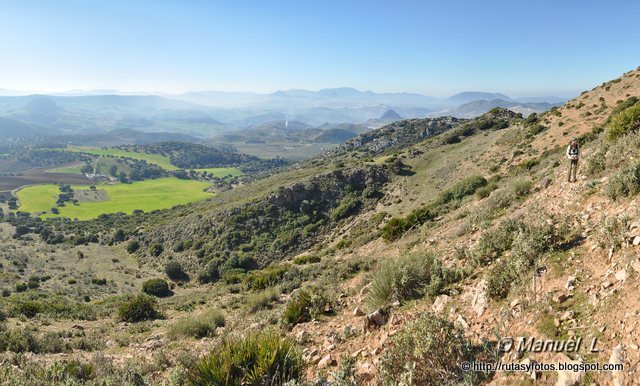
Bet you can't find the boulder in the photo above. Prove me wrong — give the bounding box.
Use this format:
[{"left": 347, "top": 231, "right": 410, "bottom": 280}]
[
  {"left": 432, "top": 294, "right": 450, "bottom": 313},
  {"left": 609, "top": 344, "right": 624, "bottom": 386},
  {"left": 363, "top": 307, "right": 391, "bottom": 331}
]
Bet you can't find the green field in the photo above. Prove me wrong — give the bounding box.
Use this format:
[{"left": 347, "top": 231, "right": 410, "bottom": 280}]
[
  {"left": 16, "top": 178, "right": 213, "bottom": 220},
  {"left": 195, "top": 167, "right": 243, "bottom": 178},
  {"left": 68, "top": 146, "right": 179, "bottom": 171}
]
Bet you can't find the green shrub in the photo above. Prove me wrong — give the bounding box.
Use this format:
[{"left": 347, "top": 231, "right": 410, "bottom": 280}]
[
  {"left": 330, "top": 194, "right": 362, "bottom": 221},
  {"left": 605, "top": 163, "right": 640, "bottom": 200},
  {"left": 586, "top": 148, "right": 607, "bottom": 176},
  {"left": 381, "top": 216, "right": 410, "bottom": 241},
  {"left": 117, "top": 295, "right": 161, "bottom": 322},
  {"left": 187, "top": 330, "right": 302, "bottom": 386},
  {"left": 380, "top": 313, "right": 473, "bottom": 385},
  {"left": 485, "top": 216, "right": 570, "bottom": 300},
  {"left": 244, "top": 265, "right": 288, "bottom": 290},
  {"left": 486, "top": 260, "right": 521, "bottom": 299},
  {"left": 148, "top": 243, "right": 163, "bottom": 257},
  {"left": 470, "top": 218, "right": 523, "bottom": 265},
  {"left": 293, "top": 254, "right": 321, "bottom": 265},
  {"left": 197, "top": 258, "right": 224, "bottom": 284},
  {"left": 222, "top": 268, "right": 246, "bottom": 284},
  {"left": 164, "top": 261, "right": 188, "bottom": 281},
  {"left": 126, "top": 240, "right": 140, "bottom": 253},
  {"left": 245, "top": 288, "right": 280, "bottom": 313},
  {"left": 607, "top": 101, "right": 640, "bottom": 141},
  {"left": 367, "top": 253, "right": 462, "bottom": 310},
  {"left": 595, "top": 216, "right": 628, "bottom": 252},
  {"left": 15, "top": 301, "right": 42, "bottom": 318},
  {"left": 15, "top": 282, "right": 28, "bottom": 292},
  {"left": 282, "top": 287, "right": 334, "bottom": 325},
  {"left": 167, "top": 309, "right": 225, "bottom": 340},
  {"left": 509, "top": 179, "right": 532, "bottom": 198},
  {"left": 142, "top": 278, "right": 171, "bottom": 297},
  {"left": 518, "top": 158, "right": 540, "bottom": 171},
  {"left": 436, "top": 175, "right": 487, "bottom": 205},
  {"left": 475, "top": 183, "right": 498, "bottom": 199},
  {"left": 27, "top": 279, "right": 40, "bottom": 289}
]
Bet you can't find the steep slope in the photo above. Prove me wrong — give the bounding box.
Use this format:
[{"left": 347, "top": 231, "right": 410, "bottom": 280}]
[
  {"left": 531, "top": 66, "right": 640, "bottom": 152},
  {"left": 3, "top": 68, "right": 640, "bottom": 385}
]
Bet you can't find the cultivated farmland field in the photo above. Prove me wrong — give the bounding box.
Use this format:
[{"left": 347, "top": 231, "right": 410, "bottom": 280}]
[
  {"left": 68, "top": 146, "right": 179, "bottom": 170},
  {"left": 16, "top": 177, "right": 213, "bottom": 220}
]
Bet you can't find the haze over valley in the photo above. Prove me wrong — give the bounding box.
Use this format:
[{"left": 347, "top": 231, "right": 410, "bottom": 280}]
[{"left": 1, "top": 1, "right": 640, "bottom": 385}]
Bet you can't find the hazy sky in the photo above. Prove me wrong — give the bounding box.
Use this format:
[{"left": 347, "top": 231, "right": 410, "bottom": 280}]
[{"left": 1, "top": 0, "right": 639, "bottom": 97}]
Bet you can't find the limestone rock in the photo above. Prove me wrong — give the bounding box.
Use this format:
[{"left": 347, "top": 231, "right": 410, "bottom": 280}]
[
  {"left": 565, "top": 275, "right": 576, "bottom": 290},
  {"left": 555, "top": 353, "right": 584, "bottom": 386},
  {"left": 353, "top": 306, "right": 364, "bottom": 316},
  {"left": 609, "top": 344, "right": 624, "bottom": 386},
  {"left": 318, "top": 354, "right": 336, "bottom": 369},
  {"left": 363, "top": 307, "right": 390, "bottom": 331},
  {"left": 615, "top": 269, "right": 627, "bottom": 282},
  {"left": 456, "top": 314, "right": 470, "bottom": 330},
  {"left": 432, "top": 294, "right": 450, "bottom": 314},
  {"left": 471, "top": 280, "right": 487, "bottom": 317}
]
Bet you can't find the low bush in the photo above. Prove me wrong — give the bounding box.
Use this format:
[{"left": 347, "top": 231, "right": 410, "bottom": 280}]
[
  {"left": 485, "top": 216, "right": 571, "bottom": 300},
  {"left": 165, "top": 261, "right": 188, "bottom": 281},
  {"left": 15, "top": 282, "right": 28, "bottom": 292},
  {"left": 380, "top": 313, "right": 473, "bottom": 385},
  {"left": 126, "top": 240, "right": 140, "bottom": 253},
  {"left": 586, "top": 148, "right": 607, "bottom": 176},
  {"left": 148, "top": 243, "right": 163, "bottom": 257},
  {"left": 245, "top": 288, "right": 280, "bottom": 313},
  {"left": 470, "top": 218, "right": 524, "bottom": 265},
  {"left": 142, "top": 278, "right": 171, "bottom": 297},
  {"left": 509, "top": 179, "right": 532, "bottom": 198},
  {"left": 605, "top": 163, "right": 640, "bottom": 200},
  {"left": 282, "top": 287, "right": 334, "bottom": 325},
  {"left": 117, "top": 295, "right": 161, "bottom": 322},
  {"left": 187, "top": 330, "right": 302, "bottom": 385},
  {"left": 595, "top": 216, "right": 629, "bottom": 252},
  {"left": 293, "top": 254, "right": 321, "bottom": 265},
  {"left": 220, "top": 268, "right": 245, "bottom": 284},
  {"left": 167, "top": 308, "right": 225, "bottom": 340},
  {"left": 16, "top": 301, "right": 42, "bottom": 318},
  {"left": 435, "top": 175, "right": 488, "bottom": 206},
  {"left": 367, "top": 253, "right": 462, "bottom": 310},
  {"left": 475, "top": 183, "right": 498, "bottom": 199},
  {"left": 244, "top": 265, "right": 289, "bottom": 290},
  {"left": 606, "top": 99, "right": 640, "bottom": 141}
]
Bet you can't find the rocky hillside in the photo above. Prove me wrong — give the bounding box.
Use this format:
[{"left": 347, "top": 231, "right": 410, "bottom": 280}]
[{"left": 1, "top": 67, "right": 640, "bottom": 385}]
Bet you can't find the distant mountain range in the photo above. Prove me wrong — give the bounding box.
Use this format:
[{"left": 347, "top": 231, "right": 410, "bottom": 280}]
[
  {"left": 0, "top": 88, "right": 567, "bottom": 139},
  {"left": 428, "top": 99, "right": 559, "bottom": 119}
]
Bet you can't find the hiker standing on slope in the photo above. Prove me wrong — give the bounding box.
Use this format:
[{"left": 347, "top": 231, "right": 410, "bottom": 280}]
[{"left": 566, "top": 139, "right": 580, "bottom": 182}]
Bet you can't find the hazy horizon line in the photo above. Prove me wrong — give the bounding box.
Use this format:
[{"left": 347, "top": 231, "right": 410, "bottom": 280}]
[{"left": 0, "top": 86, "right": 579, "bottom": 100}]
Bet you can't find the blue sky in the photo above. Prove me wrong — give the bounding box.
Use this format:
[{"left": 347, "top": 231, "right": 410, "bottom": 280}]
[{"left": 1, "top": 0, "right": 639, "bottom": 97}]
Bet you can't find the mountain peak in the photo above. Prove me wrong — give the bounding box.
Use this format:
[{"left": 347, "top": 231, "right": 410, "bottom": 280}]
[
  {"left": 446, "top": 91, "right": 512, "bottom": 105},
  {"left": 380, "top": 109, "right": 403, "bottom": 121}
]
